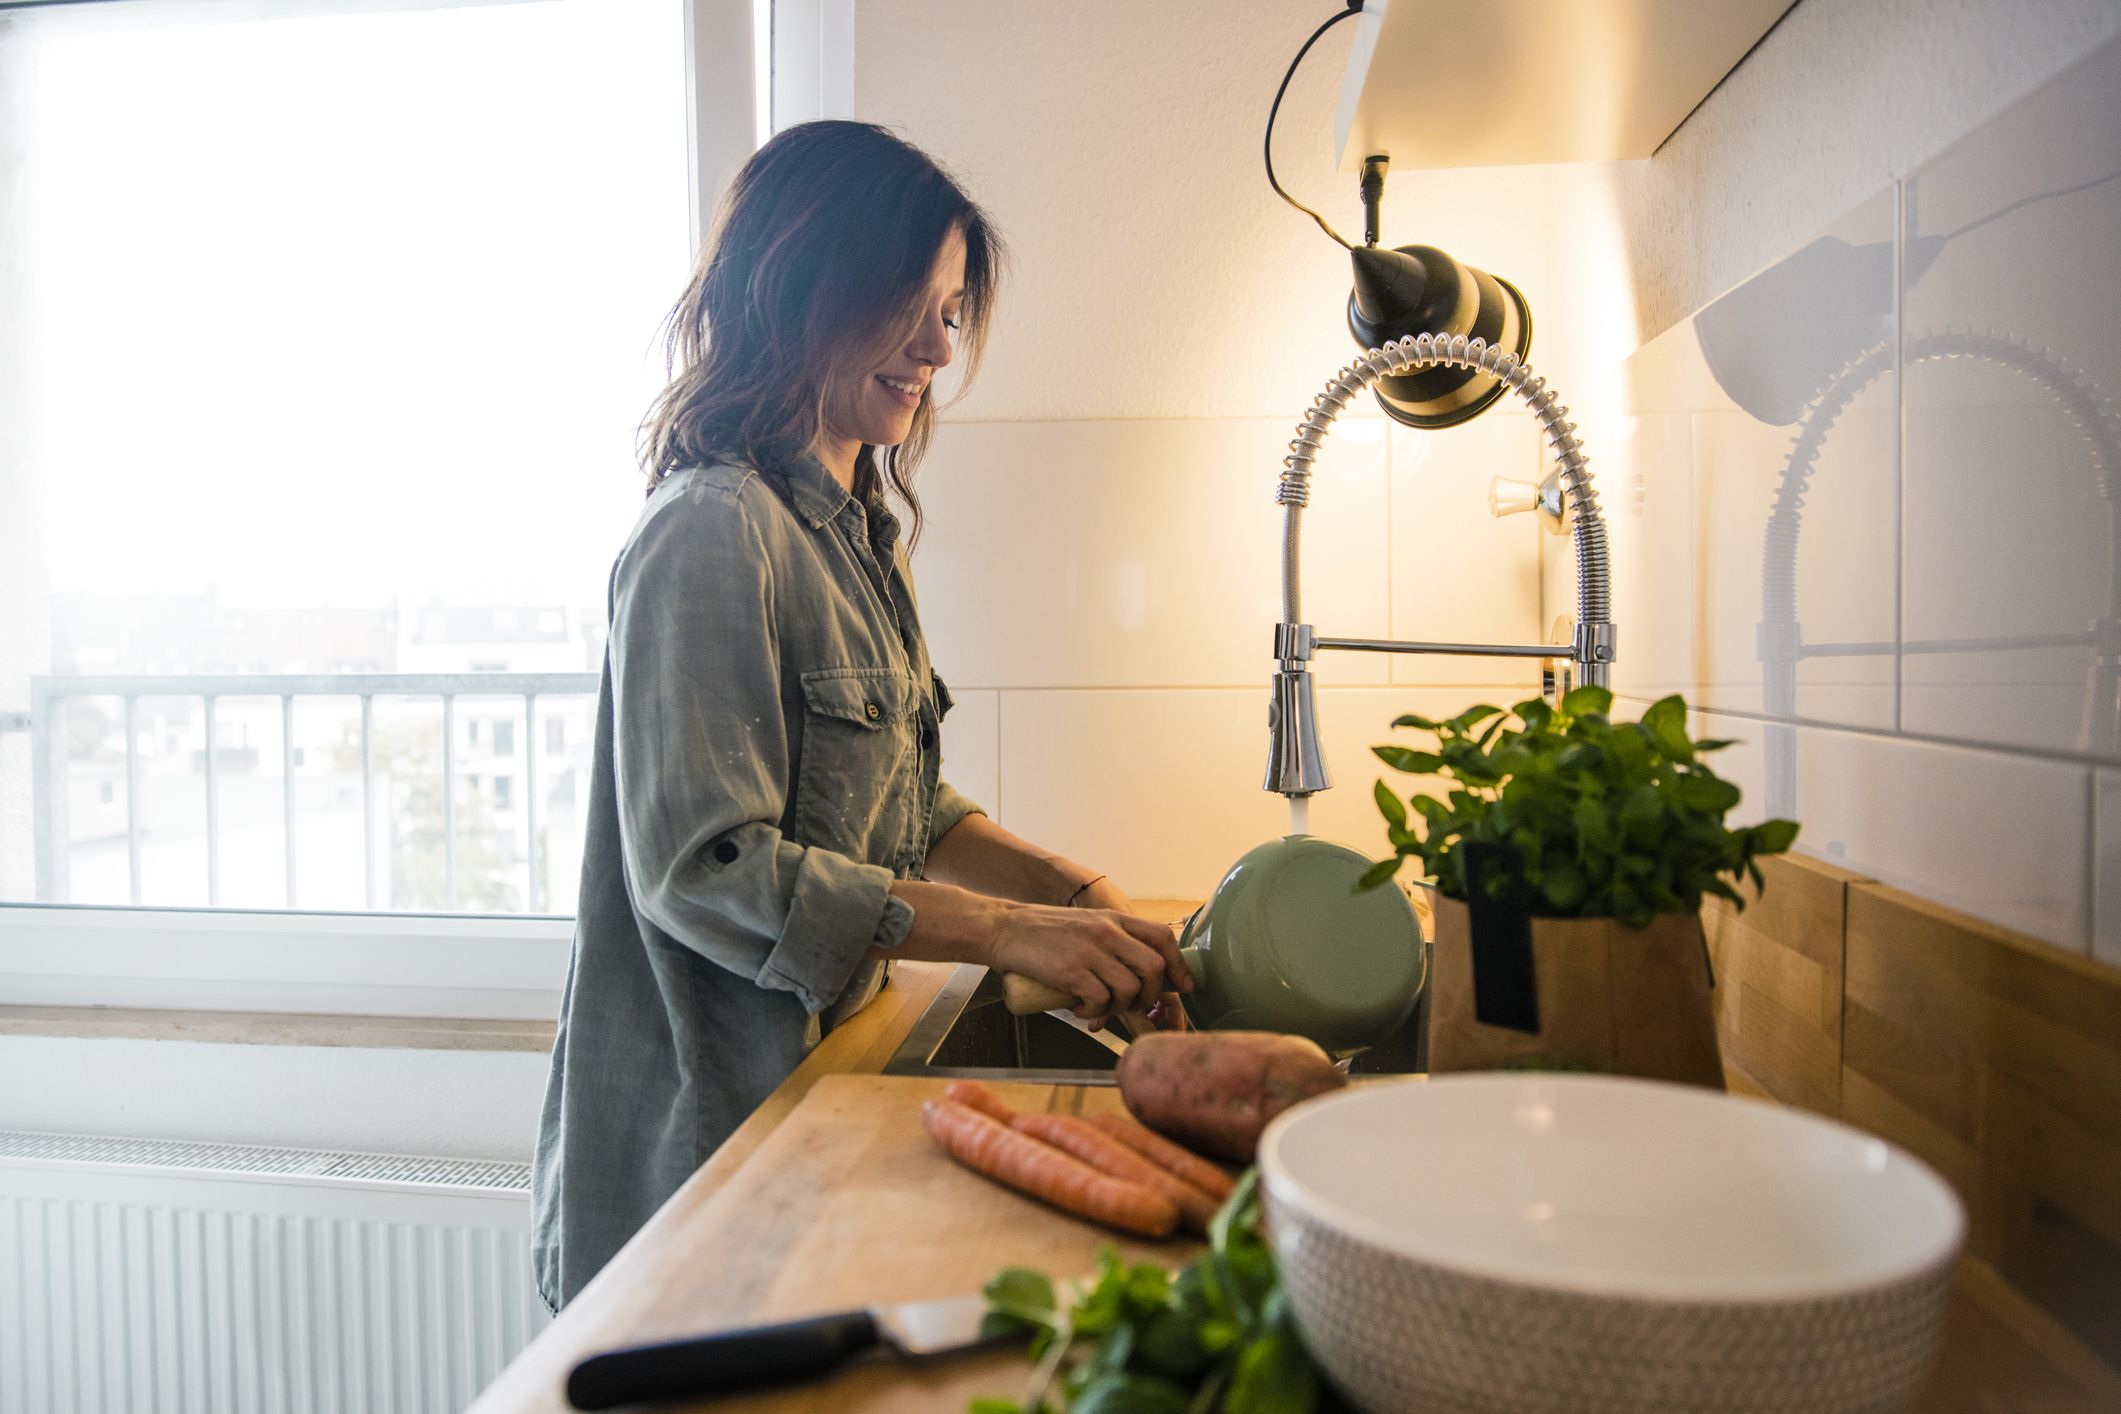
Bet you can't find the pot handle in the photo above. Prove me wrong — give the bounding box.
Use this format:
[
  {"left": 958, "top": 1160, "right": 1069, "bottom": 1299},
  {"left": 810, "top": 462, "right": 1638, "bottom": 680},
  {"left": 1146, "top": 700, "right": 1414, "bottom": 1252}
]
[{"left": 1000, "top": 973, "right": 1076, "bottom": 1016}]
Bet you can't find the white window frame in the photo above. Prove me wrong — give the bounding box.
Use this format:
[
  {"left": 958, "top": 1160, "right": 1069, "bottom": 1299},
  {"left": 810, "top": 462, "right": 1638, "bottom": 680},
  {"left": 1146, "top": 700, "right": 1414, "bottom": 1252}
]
[{"left": 0, "top": 0, "right": 765, "bottom": 1020}]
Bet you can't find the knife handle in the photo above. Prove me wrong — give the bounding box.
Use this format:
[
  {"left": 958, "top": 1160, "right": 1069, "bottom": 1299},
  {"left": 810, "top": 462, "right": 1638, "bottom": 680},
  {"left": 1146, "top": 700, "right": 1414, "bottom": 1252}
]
[{"left": 565, "top": 1309, "right": 881, "bottom": 1409}]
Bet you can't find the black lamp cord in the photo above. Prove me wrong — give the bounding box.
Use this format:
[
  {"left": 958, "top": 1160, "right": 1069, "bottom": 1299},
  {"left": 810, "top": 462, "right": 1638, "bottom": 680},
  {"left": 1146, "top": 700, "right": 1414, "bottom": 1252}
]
[{"left": 1264, "top": 2, "right": 1369, "bottom": 251}]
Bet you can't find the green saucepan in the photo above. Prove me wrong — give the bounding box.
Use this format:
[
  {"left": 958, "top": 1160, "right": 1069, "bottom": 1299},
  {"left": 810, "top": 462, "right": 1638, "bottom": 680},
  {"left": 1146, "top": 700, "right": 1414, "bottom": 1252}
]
[{"left": 1174, "top": 834, "right": 1426, "bottom": 1056}]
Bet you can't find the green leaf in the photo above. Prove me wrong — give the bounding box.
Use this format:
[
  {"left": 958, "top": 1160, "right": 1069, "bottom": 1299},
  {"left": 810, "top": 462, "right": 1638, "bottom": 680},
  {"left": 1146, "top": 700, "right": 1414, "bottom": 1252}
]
[
  {"left": 1561, "top": 684, "right": 1614, "bottom": 718},
  {"left": 982, "top": 1268, "right": 1056, "bottom": 1317},
  {"left": 1354, "top": 856, "right": 1402, "bottom": 892},
  {"left": 1541, "top": 861, "right": 1586, "bottom": 911},
  {"left": 1068, "top": 1371, "right": 1193, "bottom": 1414},
  {"left": 1390, "top": 712, "right": 1438, "bottom": 731},
  {"left": 1449, "top": 704, "right": 1505, "bottom": 733},
  {"left": 1372, "top": 779, "right": 1407, "bottom": 829},
  {"left": 1223, "top": 1329, "right": 1320, "bottom": 1414},
  {"left": 1750, "top": 819, "right": 1800, "bottom": 853},
  {"left": 980, "top": 1267, "right": 1059, "bottom": 1340},
  {"left": 1619, "top": 784, "right": 1663, "bottom": 835},
  {"left": 1123, "top": 1262, "right": 1169, "bottom": 1314},
  {"left": 1642, "top": 695, "right": 1694, "bottom": 760},
  {"left": 1131, "top": 1307, "right": 1213, "bottom": 1381},
  {"left": 1672, "top": 773, "right": 1742, "bottom": 813},
  {"left": 1371, "top": 745, "right": 1443, "bottom": 775}
]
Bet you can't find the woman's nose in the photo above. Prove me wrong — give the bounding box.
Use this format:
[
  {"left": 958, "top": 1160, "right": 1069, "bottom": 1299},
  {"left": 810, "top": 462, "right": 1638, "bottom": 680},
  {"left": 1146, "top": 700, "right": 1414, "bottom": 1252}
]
[{"left": 909, "top": 311, "right": 953, "bottom": 368}]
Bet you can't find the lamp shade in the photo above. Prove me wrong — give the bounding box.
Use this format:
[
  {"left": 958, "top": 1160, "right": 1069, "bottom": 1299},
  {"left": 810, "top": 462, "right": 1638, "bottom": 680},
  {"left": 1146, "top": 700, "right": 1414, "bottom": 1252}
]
[{"left": 1347, "top": 243, "right": 1532, "bottom": 428}]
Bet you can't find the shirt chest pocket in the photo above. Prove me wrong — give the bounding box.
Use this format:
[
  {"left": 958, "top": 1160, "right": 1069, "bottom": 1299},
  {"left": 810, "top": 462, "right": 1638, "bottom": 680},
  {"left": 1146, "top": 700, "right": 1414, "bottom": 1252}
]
[{"left": 792, "top": 667, "right": 919, "bottom": 859}]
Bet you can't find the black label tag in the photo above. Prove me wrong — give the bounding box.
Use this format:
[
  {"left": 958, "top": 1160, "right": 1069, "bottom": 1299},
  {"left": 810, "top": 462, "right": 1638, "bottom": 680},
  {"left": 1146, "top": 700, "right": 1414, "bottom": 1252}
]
[{"left": 1463, "top": 842, "right": 1541, "bottom": 1035}]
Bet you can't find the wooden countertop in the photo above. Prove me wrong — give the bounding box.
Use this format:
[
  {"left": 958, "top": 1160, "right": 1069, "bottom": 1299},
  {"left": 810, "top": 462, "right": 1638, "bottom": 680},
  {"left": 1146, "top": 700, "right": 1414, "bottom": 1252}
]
[{"left": 470, "top": 957, "right": 2121, "bottom": 1414}]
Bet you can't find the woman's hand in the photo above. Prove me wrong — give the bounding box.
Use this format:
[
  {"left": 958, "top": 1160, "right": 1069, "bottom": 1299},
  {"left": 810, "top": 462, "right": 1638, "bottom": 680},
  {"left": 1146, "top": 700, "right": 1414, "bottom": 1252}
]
[
  {"left": 1066, "top": 876, "right": 1191, "bottom": 1031},
  {"left": 990, "top": 902, "right": 1190, "bottom": 1021}
]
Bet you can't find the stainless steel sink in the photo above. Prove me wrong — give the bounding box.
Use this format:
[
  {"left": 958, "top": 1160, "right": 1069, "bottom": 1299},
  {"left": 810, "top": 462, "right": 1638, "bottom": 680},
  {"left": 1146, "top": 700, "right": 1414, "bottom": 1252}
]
[
  {"left": 882, "top": 964, "right": 1429, "bottom": 1084},
  {"left": 882, "top": 965, "right": 1127, "bottom": 1084}
]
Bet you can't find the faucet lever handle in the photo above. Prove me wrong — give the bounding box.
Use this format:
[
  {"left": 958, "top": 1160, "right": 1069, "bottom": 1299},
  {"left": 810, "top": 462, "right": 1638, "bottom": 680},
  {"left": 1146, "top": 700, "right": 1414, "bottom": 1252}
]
[
  {"left": 1487, "top": 471, "right": 1571, "bottom": 535},
  {"left": 1488, "top": 476, "right": 1539, "bottom": 519}
]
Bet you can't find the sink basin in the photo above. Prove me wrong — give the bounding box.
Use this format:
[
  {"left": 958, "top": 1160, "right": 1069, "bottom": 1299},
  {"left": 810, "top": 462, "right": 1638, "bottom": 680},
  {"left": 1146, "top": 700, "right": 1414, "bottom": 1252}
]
[
  {"left": 882, "top": 964, "right": 1429, "bottom": 1084},
  {"left": 882, "top": 965, "right": 1125, "bottom": 1083}
]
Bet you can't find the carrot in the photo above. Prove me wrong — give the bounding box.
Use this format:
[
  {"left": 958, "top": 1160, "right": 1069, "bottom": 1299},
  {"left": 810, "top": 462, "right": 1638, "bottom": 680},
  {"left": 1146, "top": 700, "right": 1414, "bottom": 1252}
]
[
  {"left": 920, "top": 1100, "right": 1179, "bottom": 1239},
  {"left": 1011, "top": 1112, "right": 1221, "bottom": 1235},
  {"left": 1082, "top": 1112, "right": 1237, "bottom": 1201},
  {"left": 943, "top": 1079, "right": 1019, "bottom": 1125}
]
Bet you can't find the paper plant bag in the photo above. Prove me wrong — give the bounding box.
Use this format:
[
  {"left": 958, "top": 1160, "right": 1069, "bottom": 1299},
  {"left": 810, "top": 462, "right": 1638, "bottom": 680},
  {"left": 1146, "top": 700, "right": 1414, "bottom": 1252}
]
[{"left": 1428, "top": 894, "right": 1725, "bottom": 1089}]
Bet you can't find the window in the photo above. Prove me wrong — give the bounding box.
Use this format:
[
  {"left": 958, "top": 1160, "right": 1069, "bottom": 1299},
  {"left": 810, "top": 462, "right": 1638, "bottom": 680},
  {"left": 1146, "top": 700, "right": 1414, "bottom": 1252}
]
[
  {"left": 2, "top": 0, "right": 692, "bottom": 917},
  {"left": 0, "top": 0, "right": 762, "bottom": 1015},
  {"left": 546, "top": 718, "right": 567, "bottom": 755}
]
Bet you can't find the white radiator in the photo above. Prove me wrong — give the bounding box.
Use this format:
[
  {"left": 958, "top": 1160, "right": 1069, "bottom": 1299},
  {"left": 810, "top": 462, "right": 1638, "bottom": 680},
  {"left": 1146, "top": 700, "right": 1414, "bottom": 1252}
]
[{"left": 0, "top": 1131, "right": 551, "bottom": 1414}]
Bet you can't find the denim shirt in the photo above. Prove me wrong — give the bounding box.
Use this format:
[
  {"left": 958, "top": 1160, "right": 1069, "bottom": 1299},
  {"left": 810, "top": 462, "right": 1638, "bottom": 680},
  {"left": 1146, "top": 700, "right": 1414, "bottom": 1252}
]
[{"left": 530, "top": 452, "right": 982, "bottom": 1310}]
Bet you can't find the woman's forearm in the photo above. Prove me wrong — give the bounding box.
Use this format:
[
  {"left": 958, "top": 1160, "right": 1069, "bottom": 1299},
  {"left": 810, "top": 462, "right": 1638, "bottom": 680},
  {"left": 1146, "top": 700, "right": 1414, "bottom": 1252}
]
[
  {"left": 869, "top": 877, "right": 1007, "bottom": 965},
  {"left": 920, "top": 812, "right": 1099, "bottom": 906}
]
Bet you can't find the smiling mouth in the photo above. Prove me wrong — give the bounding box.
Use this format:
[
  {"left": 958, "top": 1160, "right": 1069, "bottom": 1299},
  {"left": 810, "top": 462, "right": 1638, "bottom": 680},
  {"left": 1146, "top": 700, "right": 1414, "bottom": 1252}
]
[{"left": 876, "top": 374, "right": 926, "bottom": 408}]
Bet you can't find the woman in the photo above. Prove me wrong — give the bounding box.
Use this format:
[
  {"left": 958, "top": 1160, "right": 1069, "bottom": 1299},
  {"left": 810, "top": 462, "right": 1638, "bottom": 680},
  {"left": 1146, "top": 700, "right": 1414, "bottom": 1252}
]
[{"left": 530, "top": 121, "right": 1189, "bottom": 1312}]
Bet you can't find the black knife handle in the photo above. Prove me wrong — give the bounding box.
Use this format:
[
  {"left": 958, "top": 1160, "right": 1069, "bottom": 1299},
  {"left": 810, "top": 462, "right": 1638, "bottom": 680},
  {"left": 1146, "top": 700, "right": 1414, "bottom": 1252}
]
[{"left": 565, "top": 1308, "right": 881, "bottom": 1409}]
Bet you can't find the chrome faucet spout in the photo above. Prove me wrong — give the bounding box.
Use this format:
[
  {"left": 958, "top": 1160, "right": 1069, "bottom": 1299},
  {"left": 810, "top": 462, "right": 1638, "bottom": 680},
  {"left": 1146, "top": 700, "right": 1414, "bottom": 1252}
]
[{"left": 1269, "top": 333, "right": 1615, "bottom": 800}]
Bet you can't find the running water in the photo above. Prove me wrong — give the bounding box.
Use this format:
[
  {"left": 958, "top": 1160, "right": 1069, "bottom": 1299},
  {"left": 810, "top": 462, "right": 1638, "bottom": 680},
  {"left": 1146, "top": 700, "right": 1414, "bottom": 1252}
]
[{"left": 1287, "top": 794, "right": 1310, "bottom": 837}]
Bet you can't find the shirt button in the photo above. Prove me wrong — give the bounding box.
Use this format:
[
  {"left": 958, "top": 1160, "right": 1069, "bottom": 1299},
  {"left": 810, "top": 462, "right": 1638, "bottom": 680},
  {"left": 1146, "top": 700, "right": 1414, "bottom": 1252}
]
[
  {"left": 713, "top": 840, "right": 740, "bottom": 864},
  {"left": 864, "top": 701, "right": 881, "bottom": 721}
]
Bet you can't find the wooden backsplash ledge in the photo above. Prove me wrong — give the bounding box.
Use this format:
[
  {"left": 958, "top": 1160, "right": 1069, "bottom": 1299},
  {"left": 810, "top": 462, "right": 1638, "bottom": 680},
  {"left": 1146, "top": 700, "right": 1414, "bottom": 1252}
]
[{"left": 1703, "top": 854, "right": 2121, "bottom": 1378}]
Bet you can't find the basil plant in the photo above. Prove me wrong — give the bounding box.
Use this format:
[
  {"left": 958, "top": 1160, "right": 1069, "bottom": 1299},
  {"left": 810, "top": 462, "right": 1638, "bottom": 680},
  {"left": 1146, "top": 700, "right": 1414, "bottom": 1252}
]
[{"left": 1362, "top": 687, "right": 1799, "bottom": 927}]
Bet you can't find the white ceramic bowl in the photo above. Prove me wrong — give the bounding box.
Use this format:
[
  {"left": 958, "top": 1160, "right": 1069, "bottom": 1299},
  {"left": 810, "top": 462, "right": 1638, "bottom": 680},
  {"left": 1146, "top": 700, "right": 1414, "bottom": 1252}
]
[{"left": 1258, "top": 1074, "right": 1965, "bottom": 1414}]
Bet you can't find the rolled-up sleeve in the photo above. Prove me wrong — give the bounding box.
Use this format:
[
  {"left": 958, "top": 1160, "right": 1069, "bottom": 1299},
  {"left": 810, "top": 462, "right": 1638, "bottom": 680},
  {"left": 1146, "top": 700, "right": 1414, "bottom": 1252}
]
[
  {"left": 609, "top": 486, "right": 904, "bottom": 1015},
  {"left": 928, "top": 779, "right": 984, "bottom": 853}
]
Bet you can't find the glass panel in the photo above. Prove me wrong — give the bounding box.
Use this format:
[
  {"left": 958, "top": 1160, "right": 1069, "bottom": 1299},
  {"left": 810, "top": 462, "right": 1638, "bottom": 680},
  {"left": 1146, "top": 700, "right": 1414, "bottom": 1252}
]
[{"left": 0, "top": 0, "right": 687, "bottom": 913}]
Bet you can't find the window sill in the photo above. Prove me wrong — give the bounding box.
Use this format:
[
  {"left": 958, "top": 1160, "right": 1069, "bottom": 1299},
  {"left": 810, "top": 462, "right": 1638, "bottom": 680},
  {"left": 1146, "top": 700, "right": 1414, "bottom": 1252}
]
[{"left": 0, "top": 1004, "right": 555, "bottom": 1053}]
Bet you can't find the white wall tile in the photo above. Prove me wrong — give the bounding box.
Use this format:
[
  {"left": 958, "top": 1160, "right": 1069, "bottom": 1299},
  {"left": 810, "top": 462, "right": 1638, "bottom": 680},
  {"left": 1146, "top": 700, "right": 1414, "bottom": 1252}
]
[
  {"left": 1782, "top": 725, "right": 2089, "bottom": 951},
  {"left": 1692, "top": 709, "right": 1774, "bottom": 831},
  {"left": 1899, "top": 39, "right": 2121, "bottom": 759},
  {"left": 912, "top": 418, "right": 1389, "bottom": 690},
  {"left": 937, "top": 687, "right": 1000, "bottom": 824},
  {"left": 1900, "top": 38, "right": 2121, "bottom": 763},
  {"left": 2093, "top": 769, "right": 2121, "bottom": 970},
  {"left": 992, "top": 685, "right": 1489, "bottom": 899},
  {"left": 1385, "top": 414, "right": 1547, "bottom": 687},
  {"left": 1687, "top": 190, "right": 1901, "bottom": 729},
  {"left": 1599, "top": 409, "right": 1698, "bottom": 703}
]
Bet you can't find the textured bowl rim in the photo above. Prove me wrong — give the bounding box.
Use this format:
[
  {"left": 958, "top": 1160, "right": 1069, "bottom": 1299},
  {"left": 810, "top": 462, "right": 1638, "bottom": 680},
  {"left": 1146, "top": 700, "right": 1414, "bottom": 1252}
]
[{"left": 1257, "top": 1073, "right": 1967, "bottom": 1303}]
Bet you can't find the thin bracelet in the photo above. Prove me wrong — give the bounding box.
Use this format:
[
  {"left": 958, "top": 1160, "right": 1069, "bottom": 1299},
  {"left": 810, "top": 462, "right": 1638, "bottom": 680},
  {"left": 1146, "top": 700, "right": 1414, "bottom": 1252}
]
[{"left": 1065, "top": 874, "right": 1106, "bottom": 906}]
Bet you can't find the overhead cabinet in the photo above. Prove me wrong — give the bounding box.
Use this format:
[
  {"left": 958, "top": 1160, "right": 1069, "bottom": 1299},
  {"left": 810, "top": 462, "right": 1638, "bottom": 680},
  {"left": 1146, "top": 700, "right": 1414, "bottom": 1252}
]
[{"left": 1336, "top": 0, "right": 1797, "bottom": 169}]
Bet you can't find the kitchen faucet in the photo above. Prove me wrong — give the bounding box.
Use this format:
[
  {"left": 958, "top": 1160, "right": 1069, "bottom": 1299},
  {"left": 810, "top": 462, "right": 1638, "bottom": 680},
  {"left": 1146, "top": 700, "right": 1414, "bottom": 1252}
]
[{"left": 1266, "top": 332, "right": 1615, "bottom": 799}]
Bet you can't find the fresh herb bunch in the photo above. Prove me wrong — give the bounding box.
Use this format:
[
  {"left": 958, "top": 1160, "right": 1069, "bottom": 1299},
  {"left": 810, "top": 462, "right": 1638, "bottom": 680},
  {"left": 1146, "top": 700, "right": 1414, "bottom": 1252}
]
[
  {"left": 1360, "top": 687, "right": 1799, "bottom": 926},
  {"left": 971, "top": 1170, "right": 1340, "bottom": 1414}
]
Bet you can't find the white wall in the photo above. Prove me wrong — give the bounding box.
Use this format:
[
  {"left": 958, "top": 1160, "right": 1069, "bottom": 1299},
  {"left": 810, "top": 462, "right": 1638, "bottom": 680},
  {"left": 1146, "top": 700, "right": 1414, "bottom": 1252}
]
[
  {"left": 875, "top": 0, "right": 2121, "bottom": 971},
  {"left": 0, "top": 1035, "right": 548, "bottom": 1160},
  {"left": 863, "top": 0, "right": 1572, "bottom": 896},
  {"left": 1552, "top": 2, "right": 2121, "bottom": 975}
]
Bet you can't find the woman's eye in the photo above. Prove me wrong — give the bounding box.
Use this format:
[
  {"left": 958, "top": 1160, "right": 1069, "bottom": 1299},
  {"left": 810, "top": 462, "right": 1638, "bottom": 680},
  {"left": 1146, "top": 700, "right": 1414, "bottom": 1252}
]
[{"left": 942, "top": 317, "right": 960, "bottom": 332}]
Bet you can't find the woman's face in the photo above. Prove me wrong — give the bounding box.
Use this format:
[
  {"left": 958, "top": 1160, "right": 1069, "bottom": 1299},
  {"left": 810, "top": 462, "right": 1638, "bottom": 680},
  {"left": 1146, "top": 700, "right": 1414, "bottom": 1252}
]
[{"left": 823, "top": 225, "right": 967, "bottom": 454}]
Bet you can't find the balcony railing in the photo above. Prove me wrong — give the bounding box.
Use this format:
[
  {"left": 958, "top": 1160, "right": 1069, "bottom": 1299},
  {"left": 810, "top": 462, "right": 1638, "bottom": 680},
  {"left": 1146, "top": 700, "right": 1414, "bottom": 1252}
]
[{"left": 24, "top": 673, "right": 600, "bottom": 911}]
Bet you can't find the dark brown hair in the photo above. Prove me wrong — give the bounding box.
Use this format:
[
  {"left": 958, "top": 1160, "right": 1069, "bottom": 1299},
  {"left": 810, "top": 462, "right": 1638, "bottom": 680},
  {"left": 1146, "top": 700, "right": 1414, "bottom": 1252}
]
[{"left": 640, "top": 121, "right": 1003, "bottom": 541}]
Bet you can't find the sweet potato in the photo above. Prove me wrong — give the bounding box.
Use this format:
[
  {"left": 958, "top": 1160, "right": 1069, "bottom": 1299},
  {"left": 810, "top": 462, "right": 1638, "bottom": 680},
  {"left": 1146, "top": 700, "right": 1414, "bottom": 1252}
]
[{"left": 1115, "top": 1030, "right": 1347, "bottom": 1162}]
